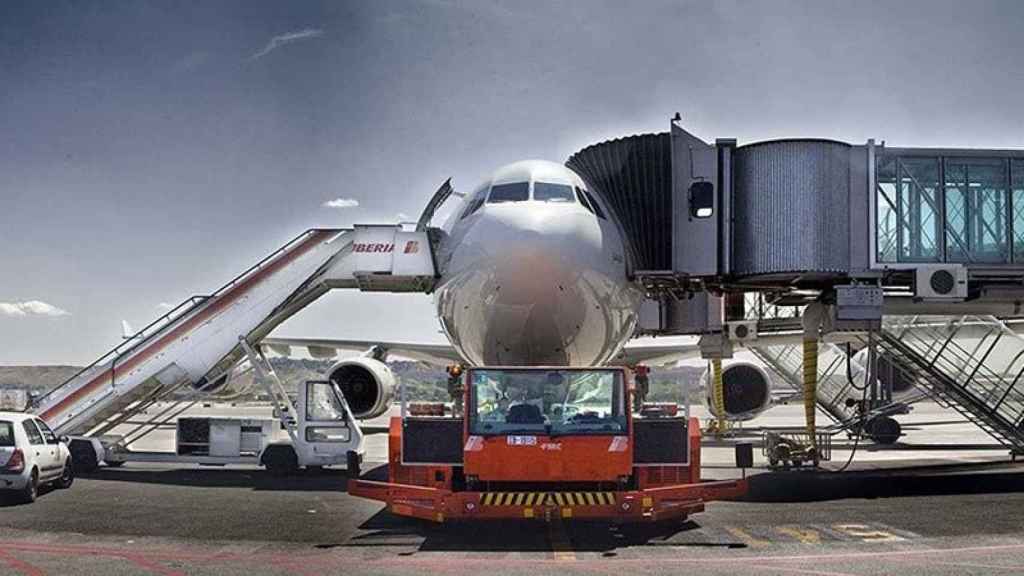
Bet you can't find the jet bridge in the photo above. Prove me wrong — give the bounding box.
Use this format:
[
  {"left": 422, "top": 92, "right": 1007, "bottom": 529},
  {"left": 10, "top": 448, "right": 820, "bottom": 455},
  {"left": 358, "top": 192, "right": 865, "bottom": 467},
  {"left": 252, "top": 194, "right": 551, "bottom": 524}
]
[
  {"left": 30, "top": 224, "right": 438, "bottom": 465},
  {"left": 570, "top": 118, "right": 1024, "bottom": 455},
  {"left": 569, "top": 119, "right": 1024, "bottom": 311}
]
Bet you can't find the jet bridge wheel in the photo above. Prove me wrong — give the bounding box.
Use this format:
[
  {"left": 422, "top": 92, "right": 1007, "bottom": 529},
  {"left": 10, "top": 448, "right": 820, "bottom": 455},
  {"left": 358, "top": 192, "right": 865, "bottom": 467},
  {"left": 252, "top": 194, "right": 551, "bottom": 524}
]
[
  {"left": 262, "top": 445, "right": 299, "bottom": 476},
  {"left": 864, "top": 416, "right": 902, "bottom": 445}
]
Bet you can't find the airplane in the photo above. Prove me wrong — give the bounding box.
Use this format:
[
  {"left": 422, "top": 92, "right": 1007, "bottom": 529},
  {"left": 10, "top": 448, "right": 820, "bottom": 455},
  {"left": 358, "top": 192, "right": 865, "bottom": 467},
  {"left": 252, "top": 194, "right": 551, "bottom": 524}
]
[
  {"left": 262, "top": 159, "right": 777, "bottom": 422},
  {"left": 263, "top": 160, "right": 1017, "bottom": 435}
]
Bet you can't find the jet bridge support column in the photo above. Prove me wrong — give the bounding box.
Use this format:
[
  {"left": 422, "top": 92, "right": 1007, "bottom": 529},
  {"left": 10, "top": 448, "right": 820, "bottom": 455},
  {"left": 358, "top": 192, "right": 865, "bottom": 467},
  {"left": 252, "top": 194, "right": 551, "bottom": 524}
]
[{"left": 802, "top": 303, "right": 826, "bottom": 463}]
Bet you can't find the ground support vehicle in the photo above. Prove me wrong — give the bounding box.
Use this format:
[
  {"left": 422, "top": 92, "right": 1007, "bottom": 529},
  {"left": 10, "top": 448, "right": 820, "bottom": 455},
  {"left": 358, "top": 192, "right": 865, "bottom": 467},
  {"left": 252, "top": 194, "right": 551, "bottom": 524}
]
[
  {"left": 350, "top": 366, "right": 746, "bottom": 523},
  {"left": 88, "top": 340, "right": 364, "bottom": 474},
  {"left": 0, "top": 412, "right": 74, "bottom": 503}
]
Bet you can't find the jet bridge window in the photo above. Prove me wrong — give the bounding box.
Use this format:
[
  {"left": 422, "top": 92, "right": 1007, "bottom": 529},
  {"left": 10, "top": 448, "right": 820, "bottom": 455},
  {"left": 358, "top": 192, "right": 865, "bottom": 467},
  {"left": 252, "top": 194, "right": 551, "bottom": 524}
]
[
  {"left": 488, "top": 182, "right": 529, "bottom": 203},
  {"left": 689, "top": 181, "right": 714, "bottom": 219},
  {"left": 533, "top": 182, "right": 575, "bottom": 203}
]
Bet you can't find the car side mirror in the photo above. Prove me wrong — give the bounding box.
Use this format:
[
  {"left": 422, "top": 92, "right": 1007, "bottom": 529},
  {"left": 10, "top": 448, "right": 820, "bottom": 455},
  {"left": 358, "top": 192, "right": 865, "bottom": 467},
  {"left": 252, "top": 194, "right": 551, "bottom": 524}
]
[{"left": 59, "top": 435, "right": 70, "bottom": 445}]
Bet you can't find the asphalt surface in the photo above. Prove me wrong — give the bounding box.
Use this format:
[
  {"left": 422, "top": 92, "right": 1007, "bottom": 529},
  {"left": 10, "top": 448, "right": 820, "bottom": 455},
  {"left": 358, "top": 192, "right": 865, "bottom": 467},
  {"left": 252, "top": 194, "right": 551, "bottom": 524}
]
[
  {"left": 1, "top": 460, "right": 1024, "bottom": 575},
  {"left": 1, "top": 401, "right": 1023, "bottom": 575}
]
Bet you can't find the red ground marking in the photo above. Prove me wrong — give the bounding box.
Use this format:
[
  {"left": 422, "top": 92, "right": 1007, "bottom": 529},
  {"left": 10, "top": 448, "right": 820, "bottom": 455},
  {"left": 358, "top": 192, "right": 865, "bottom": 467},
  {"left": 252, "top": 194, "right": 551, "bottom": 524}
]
[
  {"left": 0, "top": 549, "right": 45, "bottom": 576},
  {"left": 119, "top": 553, "right": 188, "bottom": 576},
  {"left": 4, "top": 538, "right": 1024, "bottom": 574}
]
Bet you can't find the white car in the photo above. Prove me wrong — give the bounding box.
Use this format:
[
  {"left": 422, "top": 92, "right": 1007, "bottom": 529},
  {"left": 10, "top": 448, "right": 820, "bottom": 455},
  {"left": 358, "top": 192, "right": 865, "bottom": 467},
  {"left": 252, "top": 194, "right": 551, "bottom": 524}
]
[{"left": 0, "top": 412, "right": 73, "bottom": 503}]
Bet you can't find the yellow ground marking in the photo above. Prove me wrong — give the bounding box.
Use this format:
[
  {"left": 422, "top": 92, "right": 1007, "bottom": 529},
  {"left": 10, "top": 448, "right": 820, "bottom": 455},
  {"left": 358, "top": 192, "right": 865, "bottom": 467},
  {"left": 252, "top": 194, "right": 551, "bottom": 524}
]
[
  {"left": 548, "top": 519, "right": 576, "bottom": 562},
  {"left": 777, "top": 526, "right": 822, "bottom": 544},
  {"left": 833, "top": 524, "right": 906, "bottom": 542},
  {"left": 725, "top": 526, "right": 770, "bottom": 548}
]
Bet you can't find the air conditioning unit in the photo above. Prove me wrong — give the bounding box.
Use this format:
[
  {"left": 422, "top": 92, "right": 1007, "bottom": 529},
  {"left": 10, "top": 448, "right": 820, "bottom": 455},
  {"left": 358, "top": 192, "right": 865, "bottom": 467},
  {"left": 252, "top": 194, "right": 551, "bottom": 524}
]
[
  {"left": 915, "top": 265, "right": 967, "bottom": 300},
  {"left": 727, "top": 320, "right": 758, "bottom": 342}
]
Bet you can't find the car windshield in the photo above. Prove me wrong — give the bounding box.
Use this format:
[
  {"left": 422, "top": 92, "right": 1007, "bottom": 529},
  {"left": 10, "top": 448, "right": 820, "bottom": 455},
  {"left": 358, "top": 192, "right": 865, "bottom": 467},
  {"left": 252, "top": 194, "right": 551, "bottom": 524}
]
[
  {"left": 0, "top": 421, "right": 14, "bottom": 447},
  {"left": 468, "top": 369, "right": 626, "bottom": 436},
  {"left": 487, "top": 182, "right": 529, "bottom": 203},
  {"left": 533, "top": 182, "right": 575, "bottom": 202}
]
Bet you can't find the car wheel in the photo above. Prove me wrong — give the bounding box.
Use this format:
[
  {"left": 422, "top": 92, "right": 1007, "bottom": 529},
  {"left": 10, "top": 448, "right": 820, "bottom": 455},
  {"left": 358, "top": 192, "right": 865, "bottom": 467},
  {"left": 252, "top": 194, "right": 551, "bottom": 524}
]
[
  {"left": 19, "top": 469, "right": 38, "bottom": 504},
  {"left": 56, "top": 460, "right": 74, "bottom": 489}
]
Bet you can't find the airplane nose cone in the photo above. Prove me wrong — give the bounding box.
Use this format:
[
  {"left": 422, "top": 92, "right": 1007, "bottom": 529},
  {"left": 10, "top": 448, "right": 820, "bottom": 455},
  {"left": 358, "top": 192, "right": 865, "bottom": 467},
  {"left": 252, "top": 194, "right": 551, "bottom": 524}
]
[
  {"left": 475, "top": 205, "right": 601, "bottom": 364},
  {"left": 436, "top": 200, "right": 639, "bottom": 367}
]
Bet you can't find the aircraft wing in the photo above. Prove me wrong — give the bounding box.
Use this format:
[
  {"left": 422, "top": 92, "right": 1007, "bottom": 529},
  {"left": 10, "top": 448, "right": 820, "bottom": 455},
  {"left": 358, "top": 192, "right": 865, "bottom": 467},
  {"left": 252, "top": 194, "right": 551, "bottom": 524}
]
[
  {"left": 611, "top": 342, "right": 703, "bottom": 367},
  {"left": 260, "top": 337, "right": 464, "bottom": 366},
  {"left": 263, "top": 336, "right": 708, "bottom": 368}
]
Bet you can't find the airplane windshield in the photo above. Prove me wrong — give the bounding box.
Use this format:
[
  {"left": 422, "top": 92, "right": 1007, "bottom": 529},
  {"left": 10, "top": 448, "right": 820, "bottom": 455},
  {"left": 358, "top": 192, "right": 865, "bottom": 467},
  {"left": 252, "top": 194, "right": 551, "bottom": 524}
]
[
  {"left": 468, "top": 369, "right": 626, "bottom": 436},
  {"left": 533, "top": 182, "right": 575, "bottom": 203},
  {"left": 488, "top": 182, "right": 529, "bottom": 203}
]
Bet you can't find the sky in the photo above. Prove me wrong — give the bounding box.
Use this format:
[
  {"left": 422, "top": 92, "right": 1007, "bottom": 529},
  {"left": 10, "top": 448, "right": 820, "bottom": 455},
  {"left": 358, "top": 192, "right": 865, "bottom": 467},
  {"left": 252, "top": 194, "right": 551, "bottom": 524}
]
[{"left": 2, "top": 0, "right": 1024, "bottom": 365}]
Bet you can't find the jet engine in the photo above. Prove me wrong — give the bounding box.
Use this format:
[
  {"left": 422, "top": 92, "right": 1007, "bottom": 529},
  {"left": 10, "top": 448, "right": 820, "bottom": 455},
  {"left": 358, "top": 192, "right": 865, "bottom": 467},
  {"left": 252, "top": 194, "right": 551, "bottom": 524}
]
[
  {"left": 327, "top": 357, "right": 396, "bottom": 420},
  {"left": 702, "top": 362, "right": 773, "bottom": 421}
]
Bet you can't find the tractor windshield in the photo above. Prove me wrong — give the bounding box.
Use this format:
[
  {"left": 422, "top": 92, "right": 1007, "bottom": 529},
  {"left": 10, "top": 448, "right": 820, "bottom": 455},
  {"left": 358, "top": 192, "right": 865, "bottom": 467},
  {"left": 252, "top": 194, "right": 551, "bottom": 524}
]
[{"left": 468, "top": 369, "right": 627, "bottom": 436}]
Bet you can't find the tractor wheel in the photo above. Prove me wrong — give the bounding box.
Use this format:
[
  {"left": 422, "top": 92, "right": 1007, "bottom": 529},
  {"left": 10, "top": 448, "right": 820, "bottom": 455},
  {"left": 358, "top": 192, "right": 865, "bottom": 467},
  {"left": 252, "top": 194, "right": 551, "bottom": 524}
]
[{"left": 263, "top": 445, "right": 299, "bottom": 476}]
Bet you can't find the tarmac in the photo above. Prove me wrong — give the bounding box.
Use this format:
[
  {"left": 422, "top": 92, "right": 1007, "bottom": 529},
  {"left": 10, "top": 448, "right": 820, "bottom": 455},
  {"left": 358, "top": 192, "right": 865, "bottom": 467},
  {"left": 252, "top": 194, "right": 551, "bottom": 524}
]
[{"left": 1, "top": 401, "right": 1022, "bottom": 575}]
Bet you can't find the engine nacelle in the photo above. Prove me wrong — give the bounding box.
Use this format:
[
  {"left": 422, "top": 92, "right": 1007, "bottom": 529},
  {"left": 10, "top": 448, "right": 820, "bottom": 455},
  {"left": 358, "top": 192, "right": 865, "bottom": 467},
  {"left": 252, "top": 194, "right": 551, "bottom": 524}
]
[
  {"left": 702, "top": 362, "right": 772, "bottom": 421},
  {"left": 327, "top": 357, "right": 396, "bottom": 420}
]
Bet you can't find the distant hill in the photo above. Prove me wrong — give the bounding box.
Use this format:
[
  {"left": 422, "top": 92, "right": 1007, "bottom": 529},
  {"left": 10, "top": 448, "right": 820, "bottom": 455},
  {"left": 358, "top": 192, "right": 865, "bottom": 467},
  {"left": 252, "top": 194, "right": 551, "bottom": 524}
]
[{"left": 0, "top": 366, "right": 83, "bottom": 393}]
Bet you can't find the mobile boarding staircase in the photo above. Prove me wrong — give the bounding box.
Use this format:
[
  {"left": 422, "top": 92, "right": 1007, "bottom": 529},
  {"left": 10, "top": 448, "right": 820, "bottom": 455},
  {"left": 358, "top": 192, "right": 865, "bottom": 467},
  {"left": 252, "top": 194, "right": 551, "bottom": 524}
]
[{"left": 29, "top": 214, "right": 444, "bottom": 468}]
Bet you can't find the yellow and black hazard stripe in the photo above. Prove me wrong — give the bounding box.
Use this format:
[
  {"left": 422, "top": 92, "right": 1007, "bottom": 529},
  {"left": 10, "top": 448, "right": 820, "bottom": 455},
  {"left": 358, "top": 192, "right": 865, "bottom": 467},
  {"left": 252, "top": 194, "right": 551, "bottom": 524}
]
[{"left": 479, "top": 492, "right": 616, "bottom": 506}]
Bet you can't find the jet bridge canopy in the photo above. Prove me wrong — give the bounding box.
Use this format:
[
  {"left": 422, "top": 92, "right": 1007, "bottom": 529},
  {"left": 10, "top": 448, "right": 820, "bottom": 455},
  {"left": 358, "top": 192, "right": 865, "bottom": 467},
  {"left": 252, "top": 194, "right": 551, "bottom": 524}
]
[{"left": 568, "top": 119, "right": 1024, "bottom": 292}]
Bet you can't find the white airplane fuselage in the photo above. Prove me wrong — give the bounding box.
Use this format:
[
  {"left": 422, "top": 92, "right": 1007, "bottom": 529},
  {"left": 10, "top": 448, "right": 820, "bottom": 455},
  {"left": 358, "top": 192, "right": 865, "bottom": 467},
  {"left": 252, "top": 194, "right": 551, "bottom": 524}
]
[{"left": 433, "top": 160, "right": 644, "bottom": 366}]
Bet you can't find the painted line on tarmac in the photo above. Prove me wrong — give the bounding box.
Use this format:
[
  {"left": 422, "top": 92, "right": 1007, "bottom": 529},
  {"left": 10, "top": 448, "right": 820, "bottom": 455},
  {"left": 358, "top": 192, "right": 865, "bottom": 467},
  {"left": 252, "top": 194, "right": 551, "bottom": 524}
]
[
  {"left": 366, "top": 542, "right": 1024, "bottom": 568},
  {"left": 776, "top": 526, "right": 822, "bottom": 545},
  {"left": 119, "top": 554, "right": 187, "bottom": 576},
  {"left": 548, "top": 520, "right": 576, "bottom": 562},
  {"left": 0, "top": 549, "right": 44, "bottom": 576},
  {"left": 725, "top": 527, "right": 769, "bottom": 548}
]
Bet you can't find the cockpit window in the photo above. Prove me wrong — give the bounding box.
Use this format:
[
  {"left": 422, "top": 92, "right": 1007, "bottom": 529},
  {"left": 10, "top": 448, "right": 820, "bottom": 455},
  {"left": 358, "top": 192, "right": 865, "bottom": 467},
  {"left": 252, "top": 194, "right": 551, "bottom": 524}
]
[
  {"left": 583, "top": 190, "right": 607, "bottom": 220},
  {"left": 488, "top": 182, "right": 529, "bottom": 203},
  {"left": 533, "top": 182, "right": 575, "bottom": 203}
]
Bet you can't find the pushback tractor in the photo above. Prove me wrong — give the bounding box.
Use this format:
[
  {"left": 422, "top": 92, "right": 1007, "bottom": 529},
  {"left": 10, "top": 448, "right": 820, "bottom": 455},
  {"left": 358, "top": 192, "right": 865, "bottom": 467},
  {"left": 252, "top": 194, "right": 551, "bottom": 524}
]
[{"left": 349, "top": 366, "right": 746, "bottom": 523}]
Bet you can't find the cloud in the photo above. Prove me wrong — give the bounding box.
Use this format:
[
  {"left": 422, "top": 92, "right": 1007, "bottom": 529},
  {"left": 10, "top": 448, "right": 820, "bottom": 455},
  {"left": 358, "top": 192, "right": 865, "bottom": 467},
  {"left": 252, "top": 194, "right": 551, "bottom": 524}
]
[
  {"left": 397, "top": 212, "right": 411, "bottom": 221},
  {"left": 0, "top": 300, "right": 70, "bottom": 317},
  {"left": 156, "top": 302, "right": 176, "bottom": 311},
  {"left": 250, "top": 29, "right": 324, "bottom": 61},
  {"left": 323, "top": 198, "right": 360, "bottom": 209}
]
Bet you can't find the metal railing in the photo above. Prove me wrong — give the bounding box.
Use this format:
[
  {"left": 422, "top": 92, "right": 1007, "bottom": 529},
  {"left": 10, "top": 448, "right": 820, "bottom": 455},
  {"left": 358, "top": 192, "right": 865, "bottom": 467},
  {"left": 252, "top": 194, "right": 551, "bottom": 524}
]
[
  {"left": 874, "top": 315, "right": 1024, "bottom": 451},
  {"left": 32, "top": 228, "right": 339, "bottom": 410}
]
